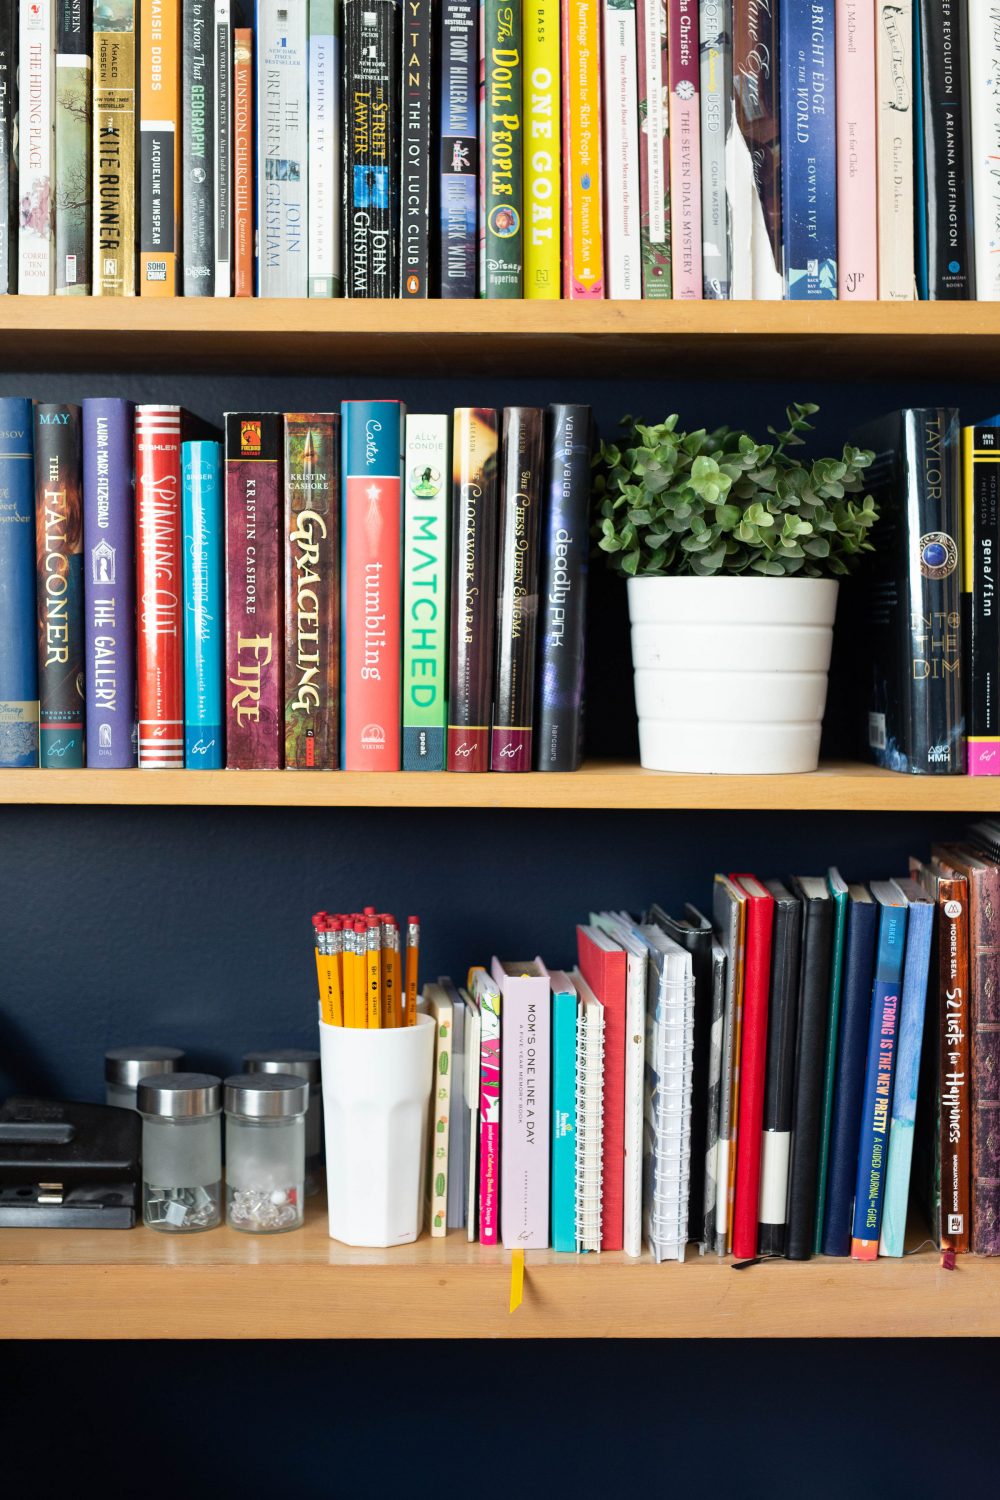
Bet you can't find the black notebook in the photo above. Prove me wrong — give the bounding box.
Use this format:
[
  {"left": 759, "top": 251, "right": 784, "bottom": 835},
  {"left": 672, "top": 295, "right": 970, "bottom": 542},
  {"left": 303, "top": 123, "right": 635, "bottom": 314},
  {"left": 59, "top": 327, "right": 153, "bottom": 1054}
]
[
  {"left": 758, "top": 880, "right": 803, "bottom": 1258},
  {"left": 785, "top": 876, "right": 835, "bottom": 1261}
]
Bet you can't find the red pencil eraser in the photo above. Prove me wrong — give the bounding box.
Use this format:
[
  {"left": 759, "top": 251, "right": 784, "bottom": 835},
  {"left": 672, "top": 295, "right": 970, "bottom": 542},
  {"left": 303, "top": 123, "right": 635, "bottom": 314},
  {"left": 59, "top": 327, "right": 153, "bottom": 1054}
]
[
  {"left": 354, "top": 919, "right": 366, "bottom": 933},
  {"left": 363, "top": 906, "right": 377, "bottom": 916},
  {"left": 408, "top": 916, "right": 419, "bottom": 927}
]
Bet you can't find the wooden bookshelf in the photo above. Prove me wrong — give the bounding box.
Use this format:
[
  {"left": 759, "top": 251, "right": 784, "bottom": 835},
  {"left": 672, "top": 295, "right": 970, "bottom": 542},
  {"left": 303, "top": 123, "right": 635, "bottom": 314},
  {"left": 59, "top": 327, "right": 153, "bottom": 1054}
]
[
  {"left": 5, "top": 298, "right": 1000, "bottom": 377},
  {"left": 0, "top": 1201, "right": 993, "bottom": 1339},
  {"left": 0, "top": 761, "right": 997, "bottom": 811}
]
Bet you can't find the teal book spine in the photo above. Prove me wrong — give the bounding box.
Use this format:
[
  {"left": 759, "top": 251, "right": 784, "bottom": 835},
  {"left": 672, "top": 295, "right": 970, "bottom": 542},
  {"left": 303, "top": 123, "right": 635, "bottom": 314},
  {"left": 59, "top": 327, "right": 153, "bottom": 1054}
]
[
  {"left": 182, "top": 440, "right": 224, "bottom": 768},
  {"left": 551, "top": 978, "right": 578, "bottom": 1252},
  {"left": 402, "top": 413, "right": 449, "bottom": 769},
  {"left": 0, "top": 398, "right": 39, "bottom": 766},
  {"left": 813, "top": 867, "right": 849, "bottom": 1252}
]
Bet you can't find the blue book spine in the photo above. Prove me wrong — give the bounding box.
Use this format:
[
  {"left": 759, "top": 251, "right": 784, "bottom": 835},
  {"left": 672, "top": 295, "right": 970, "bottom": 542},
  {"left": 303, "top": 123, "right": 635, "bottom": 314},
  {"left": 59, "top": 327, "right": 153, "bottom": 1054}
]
[
  {"left": 913, "top": 2, "right": 929, "bottom": 300},
  {"left": 82, "top": 399, "right": 137, "bottom": 769},
  {"left": 437, "top": 0, "right": 478, "bottom": 297},
  {"left": 879, "top": 889, "right": 934, "bottom": 1256},
  {"left": 851, "top": 893, "right": 908, "bottom": 1258},
  {"left": 779, "top": 0, "right": 837, "bottom": 299},
  {"left": 182, "top": 441, "right": 224, "bottom": 768},
  {"left": 551, "top": 985, "right": 578, "bottom": 1252},
  {"left": 0, "top": 398, "right": 39, "bottom": 767}
]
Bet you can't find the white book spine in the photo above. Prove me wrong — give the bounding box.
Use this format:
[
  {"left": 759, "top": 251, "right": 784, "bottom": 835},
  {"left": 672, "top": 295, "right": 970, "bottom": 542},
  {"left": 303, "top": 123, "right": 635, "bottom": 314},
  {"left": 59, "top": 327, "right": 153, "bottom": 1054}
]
[
  {"left": 969, "top": 1, "right": 1000, "bottom": 301},
  {"left": 256, "top": 0, "right": 309, "bottom": 297},
  {"left": 876, "top": 0, "right": 914, "bottom": 300},
  {"left": 18, "top": 0, "right": 56, "bottom": 294},
  {"left": 602, "top": 0, "right": 642, "bottom": 299},
  {"left": 214, "top": 0, "right": 232, "bottom": 296},
  {"left": 725, "top": 101, "right": 753, "bottom": 299},
  {"left": 308, "top": 16, "right": 339, "bottom": 296},
  {"left": 622, "top": 950, "right": 645, "bottom": 1258}
]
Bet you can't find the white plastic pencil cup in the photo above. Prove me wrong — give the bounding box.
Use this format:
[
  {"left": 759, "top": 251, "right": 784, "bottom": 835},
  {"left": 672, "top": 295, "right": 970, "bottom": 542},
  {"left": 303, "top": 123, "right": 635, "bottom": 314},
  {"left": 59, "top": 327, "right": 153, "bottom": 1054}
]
[{"left": 319, "top": 1013, "right": 435, "bottom": 1247}]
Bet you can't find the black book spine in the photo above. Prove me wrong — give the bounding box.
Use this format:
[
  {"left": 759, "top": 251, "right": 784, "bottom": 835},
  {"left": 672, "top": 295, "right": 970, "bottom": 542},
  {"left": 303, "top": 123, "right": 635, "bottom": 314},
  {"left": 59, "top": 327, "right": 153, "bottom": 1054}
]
[
  {"left": 917, "top": 0, "right": 975, "bottom": 298},
  {"left": 400, "top": 0, "right": 433, "bottom": 295},
  {"left": 183, "top": 0, "right": 215, "bottom": 294},
  {"left": 785, "top": 887, "right": 834, "bottom": 1261},
  {"left": 535, "top": 403, "right": 592, "bottom": 771},
  {"left": 0, "top": 0, "right": 15, "bottom": 294},
  {"left": 758, "top": 882, "right": 802, "bottom": 1258},
  {"left": 345, "top": 0, "right": 401, "bottom": 297},
  {"left": 966, "top": 426, "right": 1000, "bottom": 774},
  {"left": 491, "top": 406, "right": 544, "bottom": 771},
  {"left": 437, "top": 0, "right": 477, "bottom": 297}
]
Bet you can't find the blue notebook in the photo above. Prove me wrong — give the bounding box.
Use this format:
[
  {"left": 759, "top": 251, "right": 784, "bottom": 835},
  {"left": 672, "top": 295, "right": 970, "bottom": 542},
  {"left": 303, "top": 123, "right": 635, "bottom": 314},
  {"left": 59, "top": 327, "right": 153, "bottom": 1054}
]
[{"left": 549, "top": 970, "right": 578, "bottom": 1253}]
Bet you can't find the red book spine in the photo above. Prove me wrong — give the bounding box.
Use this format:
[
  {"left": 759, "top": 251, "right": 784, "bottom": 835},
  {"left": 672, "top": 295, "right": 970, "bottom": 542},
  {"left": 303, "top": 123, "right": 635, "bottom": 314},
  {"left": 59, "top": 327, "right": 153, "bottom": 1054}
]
[
  {"left": 224, "top": 413, "right": 283, "bottom": 769},
  {"left": 135, "top": 405, "right": 184, "bottom": 769},
  {"left": 577, "top": 925, "right": 627, "bottom": 1251},
  {"left": 730, "top": 875, "right": 775, "bottom": 1260}
]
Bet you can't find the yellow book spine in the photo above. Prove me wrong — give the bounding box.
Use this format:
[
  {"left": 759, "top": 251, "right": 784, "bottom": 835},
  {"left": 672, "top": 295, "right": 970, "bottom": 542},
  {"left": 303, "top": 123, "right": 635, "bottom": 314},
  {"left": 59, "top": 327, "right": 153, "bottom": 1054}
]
[
  {"left": 93, "top": 22, "right": 137, "bottom": 296},
  {"left": 561, "top": 0, "right": 604, "bottom": 298},
  {"left": 523, "top": 0, "right": 561, "bottom": 298},
  {"left": 139, "top": 0, "right": 180, "bottom": 295}
]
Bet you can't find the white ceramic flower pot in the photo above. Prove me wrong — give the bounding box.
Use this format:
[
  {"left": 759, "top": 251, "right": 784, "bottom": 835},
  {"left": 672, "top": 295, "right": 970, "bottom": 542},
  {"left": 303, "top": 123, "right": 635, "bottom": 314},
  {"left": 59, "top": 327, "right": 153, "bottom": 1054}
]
[{"left": 627, "top": 575, "right": 840, "bottom": 774}]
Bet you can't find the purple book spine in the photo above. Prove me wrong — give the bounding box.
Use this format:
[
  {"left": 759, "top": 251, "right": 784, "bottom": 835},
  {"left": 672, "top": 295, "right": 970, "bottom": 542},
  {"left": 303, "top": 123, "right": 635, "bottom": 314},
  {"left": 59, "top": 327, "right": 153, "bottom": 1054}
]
[{"left": 83, "top": 398, "right": 137, "bottom": 768}]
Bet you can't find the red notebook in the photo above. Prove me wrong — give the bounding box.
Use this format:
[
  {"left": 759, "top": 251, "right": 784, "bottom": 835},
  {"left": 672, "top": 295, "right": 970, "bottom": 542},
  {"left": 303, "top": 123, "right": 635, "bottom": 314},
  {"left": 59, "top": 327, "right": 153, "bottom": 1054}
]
[
  {"left": 577, "top": 924, "right": 627, "bottom": 1251},
  {"left": 730, "top": 874, "right": 775, "bottom": 1260}
]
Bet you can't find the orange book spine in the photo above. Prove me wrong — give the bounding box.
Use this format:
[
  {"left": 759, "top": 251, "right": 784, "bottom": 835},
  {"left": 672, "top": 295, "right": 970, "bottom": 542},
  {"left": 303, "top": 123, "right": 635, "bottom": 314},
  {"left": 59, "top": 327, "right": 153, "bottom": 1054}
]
[
  {"left": 234, "top": 29, "right": 254, "bottom": 297},
  {"left": 139, "top": 0, "right": 180, "bottom": 295}
]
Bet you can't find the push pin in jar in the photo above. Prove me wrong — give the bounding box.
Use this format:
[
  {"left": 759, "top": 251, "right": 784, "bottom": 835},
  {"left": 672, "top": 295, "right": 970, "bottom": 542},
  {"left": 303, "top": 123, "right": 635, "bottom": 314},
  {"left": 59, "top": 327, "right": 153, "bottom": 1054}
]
[{"left": 224, "top": 1073, "right": 307, "bottom": 1234}]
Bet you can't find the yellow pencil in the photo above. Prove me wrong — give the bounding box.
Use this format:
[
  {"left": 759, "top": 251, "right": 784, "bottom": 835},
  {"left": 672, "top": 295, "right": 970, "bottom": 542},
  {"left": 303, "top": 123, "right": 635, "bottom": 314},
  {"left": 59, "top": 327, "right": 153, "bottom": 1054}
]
[
  {"left": 381, "top": 916, "right": 399, "bottom": 1028},
  {"left": 343, "top": 922, "right": 358, "bottom": 1028},
  {"left": 354, "top": 920, "right": 370, "bottom": 1027},
  {"left": 366, "top": 918, "right": 382, "bottom": 1028},
  {"left": 405, "top": 917, "right": 420, "bottom": 1026}
]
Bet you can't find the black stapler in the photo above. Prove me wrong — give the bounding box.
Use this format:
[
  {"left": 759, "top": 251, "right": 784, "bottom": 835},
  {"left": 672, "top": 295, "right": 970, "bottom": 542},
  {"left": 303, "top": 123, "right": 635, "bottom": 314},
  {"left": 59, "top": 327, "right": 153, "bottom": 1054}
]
[{"left": 0, "top": 1097, "right": 140, "bottom": 1228}]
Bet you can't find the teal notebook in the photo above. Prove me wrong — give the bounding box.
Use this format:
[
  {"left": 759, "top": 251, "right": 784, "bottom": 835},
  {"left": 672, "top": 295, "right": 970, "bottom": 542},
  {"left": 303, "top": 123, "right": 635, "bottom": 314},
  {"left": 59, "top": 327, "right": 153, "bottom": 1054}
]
[
  {"left": 549, "top": 970, "right": 578, "bottom": 1252},
  {"left": 813, "top": 866, "right": 849, "bottom": 1252}
]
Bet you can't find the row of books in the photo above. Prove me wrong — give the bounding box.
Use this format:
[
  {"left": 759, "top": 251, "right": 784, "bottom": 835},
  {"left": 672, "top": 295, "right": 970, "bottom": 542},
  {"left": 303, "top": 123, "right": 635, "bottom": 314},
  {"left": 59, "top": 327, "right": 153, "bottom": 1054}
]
[
  {"left": 429, "top": 832, "right": 1000, "bottom": 1259},
  {"left": 0, "top": 397, "right": 591, "bottom": 772}
]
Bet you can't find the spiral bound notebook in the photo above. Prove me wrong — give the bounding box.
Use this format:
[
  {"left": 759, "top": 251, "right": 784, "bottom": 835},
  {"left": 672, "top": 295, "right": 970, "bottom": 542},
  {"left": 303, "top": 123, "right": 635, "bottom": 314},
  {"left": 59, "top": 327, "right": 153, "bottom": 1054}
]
[
  {"left": 640, "top": 924, "right": 696, "bottom": 1264},
  {"left": 572, "top": 968, "right": 605, "bottom": 1254}
]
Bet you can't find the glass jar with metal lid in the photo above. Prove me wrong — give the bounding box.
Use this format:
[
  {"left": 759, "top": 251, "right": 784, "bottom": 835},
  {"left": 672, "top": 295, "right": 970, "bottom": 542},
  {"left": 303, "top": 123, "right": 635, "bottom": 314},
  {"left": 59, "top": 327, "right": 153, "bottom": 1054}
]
[
  {"left": 224, "top": 1073, "right": 308, "bottom": 1234},
  {"left": 105, "top": 1046, "right": 186, "bottom": 1111},
  {"left": 243, "top": 1049, "right": 321, "bottom": 1196},
  {"left": 138, "top": 1073, "right": 222, "bottom": 1233}
]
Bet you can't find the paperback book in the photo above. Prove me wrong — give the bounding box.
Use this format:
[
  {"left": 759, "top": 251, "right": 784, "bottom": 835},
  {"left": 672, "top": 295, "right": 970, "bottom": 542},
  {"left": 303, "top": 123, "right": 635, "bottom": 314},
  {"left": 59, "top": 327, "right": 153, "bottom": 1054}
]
[
  {"left": 93, "top": 0, "right": 136, "bottom": 296},
  {"left": 139, "top": 0, "right": 179, "bottom": 295},
  {"left": 402, "top": 413, "right": 449, "bottom": 769},
  {"left": 256, "top": 0, "right": 308, "bottom": 297},
  {"left": 55, "top": 0, "right": 92, "bottom": 295},
  {"left": 523, "top": 0, "right": 559, "bottom": 298},
  {"left": 438, "top": 0, "right": 478, "bottom": 297},
  {"left": 399, "top": 0, "right": 433, "bottom": 296},
  {"left": 636, "top": 0, "right": 670, "bottom": 297},
  {"left": 0, "top": 399, "right": 38, "bottom": 767}
]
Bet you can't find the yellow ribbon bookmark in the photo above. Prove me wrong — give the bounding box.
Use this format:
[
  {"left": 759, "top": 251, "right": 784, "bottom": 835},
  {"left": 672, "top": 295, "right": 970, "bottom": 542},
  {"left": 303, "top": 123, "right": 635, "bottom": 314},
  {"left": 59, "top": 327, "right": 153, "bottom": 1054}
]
[{"left": 508, "top": 1249, "right": 525, "bottom": 1314}]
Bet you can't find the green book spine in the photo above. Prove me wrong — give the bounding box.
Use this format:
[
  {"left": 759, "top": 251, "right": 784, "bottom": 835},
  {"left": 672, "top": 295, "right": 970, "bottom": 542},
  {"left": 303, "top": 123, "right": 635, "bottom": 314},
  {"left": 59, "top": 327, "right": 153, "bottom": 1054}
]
[
  {"left": 813, "top": 867, "right": 849, "bottom": 1252},
  {"left": 402, "top": 413, "right": 450, "bottom": 769},
  {"left": 483, "top": 0, "right": 523, "bottom": 296}
]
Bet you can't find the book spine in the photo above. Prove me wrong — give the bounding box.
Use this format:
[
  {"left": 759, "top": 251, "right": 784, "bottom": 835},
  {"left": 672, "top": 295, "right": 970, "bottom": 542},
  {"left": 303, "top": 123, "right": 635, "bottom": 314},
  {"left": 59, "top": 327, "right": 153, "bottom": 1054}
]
[
  {"left": 851, "top": 904, "right": 907, "bottom": 1260},
  {"left": 731, "top": 894, "right": 774, "bottom": 1261},
  {"left": 699, "top": 0, "right": 730, "bottom": 298},
  {"left": 233, "top": 28, "right": 253, "bottom": 296},
  {"left": 55, "top": 0, "right": 91, "bottom": 295},
  {"left": 18, "top": 0, "right": 55, "bottom": 294},
  {"left": 182, "top": 0, "right": 214, "bottom": 294},
  {"left": 482, "top": 0, "right": 523, "bottom": 295},
  {"left": 0, "top": 401, "right": 38, "bottom": 767},
  {"left": 341, "top": 400, "right": 403, "bottom": 769},
  {"left": 82, "top": 398, "right": 136, "bottom": 768},
  {"left": 668, "top": 0, "right": 703, "bottom": 299},
  {"left": 968, "top": 863, "right": 1000, "bottom": 1255},
  {"left": 876, "top": 0, "right": 914, "bottom": 299},
  {"left": 492, "top": 407, "right": 543, "bottom": 771},
  {"left": 523, "top": 0, "right": 560, "bottom": 297},
  {"left": 224, "top": 413, "right": 283, "bottom": 768},
  {"left": 562, "top": 0, "right": 604, "bottom": 297},
  {"left": 438, "top": 0, "right": 478, "bottom": 297},
  {"left": 402, "top": 413, "right": 450, "bottom": 770},
  {"left": 821, "top": 897, "right": 878, "bottom": 1256},
  {"left": 535, "top": 405, "right": 590, "bottom": 772},
  {"left": 344, "top": 0, "right": 399, "bottom": 297},
  {"left": 969, "top": 3, "right": 1000, "bottom": 301},
  {"left": 426, "top": 998, "right": 452, "bottom": 1234},
  {"left": 497, "top": 970, "right": 551, "bottom": 1248},
  {"left": 601, "top": 0, "right": 641, "bottom": 299},
  {"left": 732, "top": 0, "right": 781, "bottom": 298},
  {"left": 916, "top": 0, "right": 974, "bottom": 298},
  {"left": 256, "top": 0, "right": 308, "bottom": 297},
  {"left": 964, "top": 426, "right": 1000, "bottom": 775},
  {"left": 308, "top": 0, "right": 339, "bottom": 297},
  {"left": 283, "top": 413, "right": 340, "bottom": 769},
  {"left": 636, "top": 0, "right": 671, "bottom": 296},
  {"left": 181, "top": 441, "right": 224, "bottom": 768},
  {"left": 400, "top": 0, "right": 433, "bottom": 296},
  {"left": 836, "top": 0, "right": 876, "bottom": 299},
  {"left": 780, "top": 0, "right": 836, "bottom": 299},
  {"left": 813, "top": 880, "right": 848, "bottom": 1252},
  {"left": 478, "top": 985, "right": 501, "bottom": 1244},
  {"left": 139, "top": 0, "right": 179, "bottom": 295},
  {"left": 478, "top": 3, "right": 486, "bottom": 294},
  {"left": 551, "top": 987, "right": 577, "bottom": 1252},
  {"left": 447, "top": 407, "right": 499, "bottom": 771},
  {"left": 0, "top": 1, "right": 14, "bottom": 294},
  {"left": 879, "top": 897, "right": 933, "bottom": 1256},
  {"left": 938, "top": 876, "right": 970, "bottom": 1251},
  {"left": 93, "top": 9, "right": 136, "bottom": 295},
  {"left": 34, "top": 404, "right": 85, "bottom": 768},
  {"left": 214, "top": 0, "right": 232, "bottom": 296},
  {"left": 136, "top": 405, "right": 184, "bottom": 768}
]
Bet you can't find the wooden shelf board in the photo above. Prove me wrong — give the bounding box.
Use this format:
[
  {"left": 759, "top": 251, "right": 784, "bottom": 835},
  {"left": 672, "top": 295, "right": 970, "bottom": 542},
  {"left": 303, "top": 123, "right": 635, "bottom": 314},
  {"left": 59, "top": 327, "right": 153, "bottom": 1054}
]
[
  {"left": 0, "top": 761, "right": 996, "bottom": 811},
  {"left": 1, "top": 1203, "right": 994, "bottom": 1338},
  {"left": 4, "top": 299, "right": 1000, "bottom": 376}
]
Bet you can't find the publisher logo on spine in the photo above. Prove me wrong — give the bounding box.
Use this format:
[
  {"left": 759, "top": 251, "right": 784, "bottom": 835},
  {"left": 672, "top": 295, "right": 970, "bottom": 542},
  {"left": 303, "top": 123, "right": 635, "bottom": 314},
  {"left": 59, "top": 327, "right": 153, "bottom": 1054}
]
[
  {"left": 240, "top": 420, "right": 262, "bottom": 456},
  {"left": 361, "top": 723, "right": 386, "bottom": 751}
]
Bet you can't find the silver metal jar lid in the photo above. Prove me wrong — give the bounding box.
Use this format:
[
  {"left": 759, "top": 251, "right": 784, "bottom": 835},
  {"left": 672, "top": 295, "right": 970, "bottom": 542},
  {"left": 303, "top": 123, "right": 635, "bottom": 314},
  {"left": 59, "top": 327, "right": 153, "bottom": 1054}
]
[
  {"left": 224, "top": 1072, "right": 310, "bottom": 1119},
  {"left": 105, "top": 1046, "right": 185, "bottom": 1088},
  {"left": 243, "top": 1049, "right": 320, "bottom": 1085},
  {"left": 137, "top": 1072, "right": 222, "bottom": 1119}
]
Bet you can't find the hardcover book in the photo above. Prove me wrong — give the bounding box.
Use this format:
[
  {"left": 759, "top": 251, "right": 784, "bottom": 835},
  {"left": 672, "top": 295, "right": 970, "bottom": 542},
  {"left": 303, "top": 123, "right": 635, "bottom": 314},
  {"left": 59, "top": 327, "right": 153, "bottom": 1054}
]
[
  {"left": 55, "top": 0, "right": 91, "bottom": 295},
  {"left": 547, "top": 969, "right": 578, "bottom": 1253},
  {"left": 93, "top": 0, "right": 136, "bottom": 296},
  {"left": 493, "top": 957, "right": 551, "bottom": 1249},
  {"left": 343, "top": 0, "right": 399, "bottom": 297},
  {"left": 492, "top": 406, "right": 544, "bottom": 771},
  {"left": 701, "top": 938, "right": 725, "bottom": 1250},
  {"left": 562, "top": 0, "right": 604, "bottom": 297},
  {"left": 822, "top": 883, "right": 877, "bottom": 1256},
  {"left": 437, "top": 975, "right": 468, "bottom": 1229},
  {"left": 399, "top": 0, "right": 433, "bottom": 296},
  {"left": 0, "top": 399, "right": 39, "bottom": 768},
  {"left": 256, "top": 0, "right": 308, "bottom": 296},
  {"left": 711, "top": 873, "right": 746, "bottom": 1254},
  {"left": 637, "top": 0, "right": 671, "bottom": 297},
  {"left": 233, "top": 27, "right": 253, "bottom": 296},
  {"left": 915, "top": 0, "right": 974, "bottom": 298},
  {"left": 437, "top": 0, "right": 478, "bottom": 298},
  {"left": 758, "top": 879, "right": 802, "bottom": 1256},
  {"left": 730, "top": 874, "right": 774, "bottom": 1262},
  {"left": 969, "top": 2, "right": 1000, "bottom": 301},
  {"left": 284, "top": 413, "right": 339, "bottom": 769},
  {"left": 483, "top": 0, "right": 523, "bottom": 295},
  {"left": 577, "top": 923, "right": 627, "bottom": 1251},
  {"left": 181, "top": 440, "right": 224, "bottom": 768},
  {"left": 0, "top": 0, "right": 14, "bottom": 294},
  {"left": 668, "top": 0, "right": 703, "bottom": 299},
  {"left": 224, "top": 413, "right": 283, "bottom": 769},
  {"left": 341, "top": 400, "right": 403, "bottom": 769},
  {"left": 34, "top": 403, "right": 85, "bottom": 767},
  {"left": 731, "top": 0, "right": 781, "bottom": 299},
  {"left": 213, "top": 0, "right": 232, "bottom": 296},
  {"left": 447, "top": 406, "right": 498, "bottom": 772},
  {"left": 523, "top": 0, "right": 560, "bottom": 298},
  {"left": 875, "top": 0, "right": 914, "bottom": 300},
  {"left": 182, "top": 0, "right": 214, "bottom": 294},
  {"left": 572, "top": 966, "right": 605, "bottom": 1253},
  {"left": 602, "top": 0, "right": 641, "bottom": 299},
  {"left": 402, "top": 413, "right": 449, "bottom": 770},
  {"left": 535, "top": 403, "right": 591, "bottom": 772},
  {"left": 139, "top": 0, "right": 179, "bottom": 295},
  {"left": 961, "top": 423, "right": 1000, "bottom": 775},
  {"left": 308, "top": 0, "right": 340, "bottom": 297},
  {"left": 136, "top": 405, "right": 184, "bottom": 768},
  {"left": 786, "top": 874, "right": 834, "bottom": 1261},
  {"left": 780, "top": 0, "right": 836, "bottom": 299},
  {"left": 836, "top": 0, "right": 877, "bottom": 299},
  {"left": 813, "top": 866, "right": 849, "bottom": 1252},
  {"left": 82, "top": 398, "right": 136, "bottom": 768},
  {"left": 18, "top": 0, "right": 55, "bottom": 294},
  {"left": 699, "top": 0, "right": 731, "bottom": 298}
]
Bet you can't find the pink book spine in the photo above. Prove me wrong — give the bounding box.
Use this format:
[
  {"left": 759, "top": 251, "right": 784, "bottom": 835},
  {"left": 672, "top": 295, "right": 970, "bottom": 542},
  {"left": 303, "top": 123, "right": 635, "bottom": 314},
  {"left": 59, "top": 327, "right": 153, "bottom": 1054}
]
[
  {"left": 668, "top": 0, "right": 702, "bottom": 299},
  {"left": 477, "top": 982, "right": 501, "bottom": 1245},
  {"left": 494, "top": 959, "right": 552, "bottom": 1249},
  {"left": 836, "top": 0, "right": 877, "bottom": 299}
]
